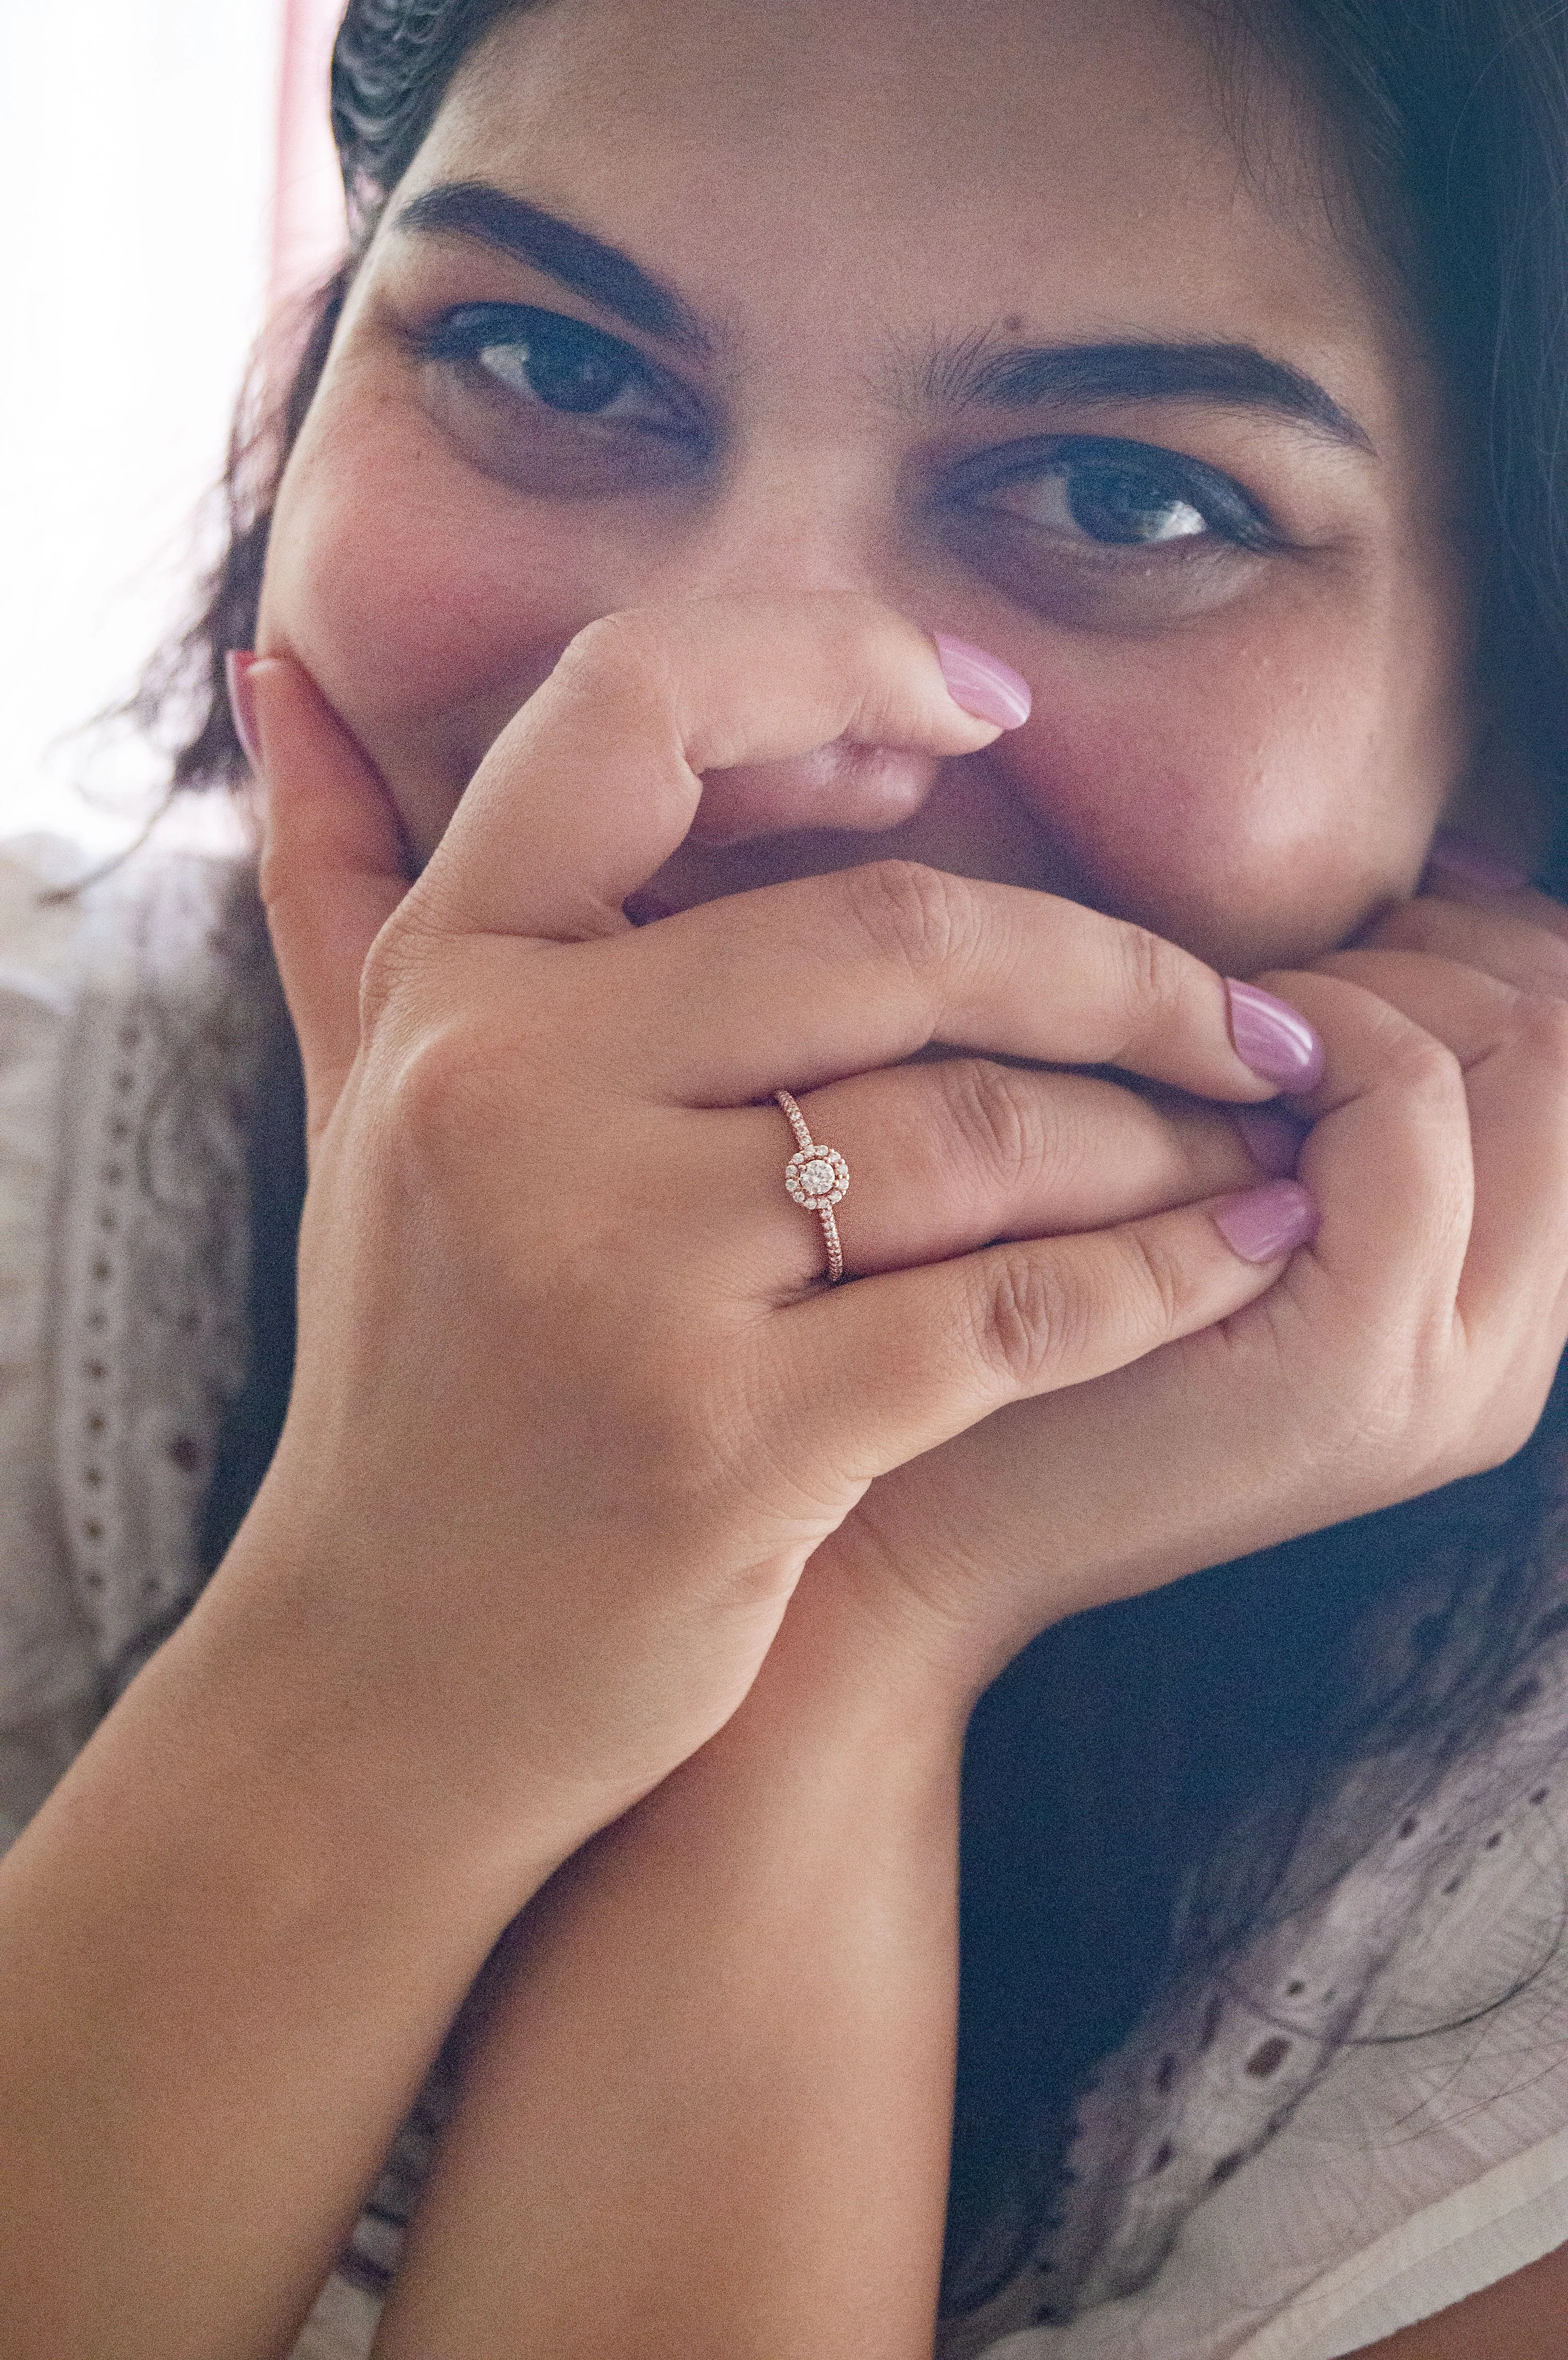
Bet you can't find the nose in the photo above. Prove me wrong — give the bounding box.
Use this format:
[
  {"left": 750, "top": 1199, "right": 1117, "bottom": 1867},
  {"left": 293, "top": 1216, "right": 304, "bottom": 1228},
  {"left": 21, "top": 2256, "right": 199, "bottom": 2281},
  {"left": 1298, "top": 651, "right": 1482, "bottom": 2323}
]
[{"left": 639, "top": 455, "right": 949, "bottom": 845}]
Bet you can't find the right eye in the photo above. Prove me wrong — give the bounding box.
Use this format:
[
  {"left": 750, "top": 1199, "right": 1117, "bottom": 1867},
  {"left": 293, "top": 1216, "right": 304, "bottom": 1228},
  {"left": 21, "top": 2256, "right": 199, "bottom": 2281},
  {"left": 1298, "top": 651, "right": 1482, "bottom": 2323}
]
[
  {"left": 425, "top": 304, "right": 694, "bottom": 428},
  {"left": 415, "top": 304, "right": 711, "bottom": 495}
]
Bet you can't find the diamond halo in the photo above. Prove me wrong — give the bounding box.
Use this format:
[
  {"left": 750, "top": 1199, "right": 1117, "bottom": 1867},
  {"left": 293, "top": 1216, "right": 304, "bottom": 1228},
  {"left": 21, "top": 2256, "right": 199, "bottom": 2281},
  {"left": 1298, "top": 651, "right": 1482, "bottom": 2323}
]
[
  {"left": 784, "top": 1144, "right": 850, "bottom": 1210},
  {"left": 775, "top": 1089, "right": 850, "bottom": 1283}
]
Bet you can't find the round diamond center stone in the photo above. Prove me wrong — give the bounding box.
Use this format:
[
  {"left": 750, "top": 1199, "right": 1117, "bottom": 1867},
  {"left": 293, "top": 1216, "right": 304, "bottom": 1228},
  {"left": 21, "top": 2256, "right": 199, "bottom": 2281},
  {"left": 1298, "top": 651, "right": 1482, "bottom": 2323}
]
[{"left": 800, "top": 1157, "right": 836, "bottom": 1197}]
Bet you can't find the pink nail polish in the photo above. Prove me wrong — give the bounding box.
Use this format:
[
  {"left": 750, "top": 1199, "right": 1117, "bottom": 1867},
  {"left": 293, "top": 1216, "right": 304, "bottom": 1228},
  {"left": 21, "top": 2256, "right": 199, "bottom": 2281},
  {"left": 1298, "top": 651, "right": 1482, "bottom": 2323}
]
[
  {"left": 1421, "top": 828, "right": 1530, "bottom": 894},
  {"left": 1213, "top": 1179, "right": 1319, "bottom": 1264},
  {"left": 225, "top": 650, "right": 262, "bottom": 773},
  {"left": 1232, "top": 1107, "right": 1305, "bottom": 1179},
  {"left": 1226, "top": 980, "right": 1325, "bottom": 1092},
  {"left": 934, "top": 635, "right": 1032, "bottom": 730}
]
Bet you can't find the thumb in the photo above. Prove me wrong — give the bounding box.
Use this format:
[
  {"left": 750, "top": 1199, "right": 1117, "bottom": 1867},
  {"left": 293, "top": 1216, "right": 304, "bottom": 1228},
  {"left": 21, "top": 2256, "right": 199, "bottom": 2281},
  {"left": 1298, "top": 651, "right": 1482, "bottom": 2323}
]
[{"left": 230, "top": 651, "right": 410, "bottom": 1148}]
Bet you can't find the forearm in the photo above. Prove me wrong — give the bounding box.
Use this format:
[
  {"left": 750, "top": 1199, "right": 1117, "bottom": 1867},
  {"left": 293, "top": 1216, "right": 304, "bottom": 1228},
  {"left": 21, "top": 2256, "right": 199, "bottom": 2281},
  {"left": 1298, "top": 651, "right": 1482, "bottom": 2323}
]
[
  {"left": 373, "top": 1588, "right": 967, "bottom": 2360},
  {"left": 0, "top": 1559, "right": 553, "bottom": 2360}
]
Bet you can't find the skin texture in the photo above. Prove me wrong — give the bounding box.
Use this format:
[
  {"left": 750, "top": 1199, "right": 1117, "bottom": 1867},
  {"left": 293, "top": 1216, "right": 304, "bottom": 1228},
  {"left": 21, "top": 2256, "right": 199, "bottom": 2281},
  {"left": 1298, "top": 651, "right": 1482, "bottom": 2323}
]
[
  {"left": 233, "top": 642, "right": 1568, "bottom": 2360},
  {"left": 260, "top": 4, "right": 1568, "bottom": 2354},
  {"left": 1, "top": 2, "right": 1567, "bottom": 2356},
  {"left": 261, "top": 0, "right": 1487, "bottom": 974}
]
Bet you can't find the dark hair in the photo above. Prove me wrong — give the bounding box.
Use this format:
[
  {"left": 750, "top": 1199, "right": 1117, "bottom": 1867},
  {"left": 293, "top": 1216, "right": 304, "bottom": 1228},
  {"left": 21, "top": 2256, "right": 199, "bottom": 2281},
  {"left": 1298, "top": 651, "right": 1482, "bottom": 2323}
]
[
  {"left": 132, "top": 0, "right": 523, "bottom": 804},
  {"left": 157, "top": 0, "right": 1568, "bottom": 2324}
]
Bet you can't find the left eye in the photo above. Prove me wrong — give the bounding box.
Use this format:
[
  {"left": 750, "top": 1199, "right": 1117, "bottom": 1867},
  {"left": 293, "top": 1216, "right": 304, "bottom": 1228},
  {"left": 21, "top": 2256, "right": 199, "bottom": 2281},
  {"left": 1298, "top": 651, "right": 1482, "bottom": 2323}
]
[
  {"left": 1003, "top": 461, "right": 1207, "bottom": 545},
  {"left": 423, "top": 304, "right": 693, "bottom": 432},
  {"left": 955, "top": 436, "right": 1275, "bottom": 553}
]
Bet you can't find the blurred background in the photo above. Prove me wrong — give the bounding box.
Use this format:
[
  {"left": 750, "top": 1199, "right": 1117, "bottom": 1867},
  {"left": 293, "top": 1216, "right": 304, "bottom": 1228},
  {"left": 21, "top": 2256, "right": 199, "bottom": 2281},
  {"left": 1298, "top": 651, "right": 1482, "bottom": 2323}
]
[{"left": 0, "top": 0, "right": 346, "bottom": 848}]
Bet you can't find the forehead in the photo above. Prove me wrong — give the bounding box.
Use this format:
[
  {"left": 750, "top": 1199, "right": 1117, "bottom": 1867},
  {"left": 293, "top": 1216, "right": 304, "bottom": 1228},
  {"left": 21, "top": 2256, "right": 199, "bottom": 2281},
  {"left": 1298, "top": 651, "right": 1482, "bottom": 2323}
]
[{"left": 403, "top": 0, "right": 1410, "bottom": 423}]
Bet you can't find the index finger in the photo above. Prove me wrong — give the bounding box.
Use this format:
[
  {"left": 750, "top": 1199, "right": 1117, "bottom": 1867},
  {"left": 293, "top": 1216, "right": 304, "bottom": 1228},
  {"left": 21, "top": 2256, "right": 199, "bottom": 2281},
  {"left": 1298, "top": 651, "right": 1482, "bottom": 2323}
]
[
  {"left": 593, "top": 866, "right": 1325, "bottom": 1106},
  {"left": 405, "top": 593, "right": 1013, "bottom": 945}
]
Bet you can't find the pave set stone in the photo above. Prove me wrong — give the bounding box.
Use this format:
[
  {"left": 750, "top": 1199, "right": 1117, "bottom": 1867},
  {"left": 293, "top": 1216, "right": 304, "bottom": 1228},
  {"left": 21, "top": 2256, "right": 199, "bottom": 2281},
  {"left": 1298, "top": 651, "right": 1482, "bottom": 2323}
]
[{"left": 785, "top": 1144, "right": 850, "bottom": 1211}]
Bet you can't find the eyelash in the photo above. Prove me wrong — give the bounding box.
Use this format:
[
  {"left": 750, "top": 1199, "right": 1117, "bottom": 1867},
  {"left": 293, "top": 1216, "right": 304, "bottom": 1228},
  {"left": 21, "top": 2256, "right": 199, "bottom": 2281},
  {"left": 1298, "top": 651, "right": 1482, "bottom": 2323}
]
[
  {"left": 418, "top": 302, "right": 707, "bottom": 442},
  {"left": 415, "top": 302, "right": 1283, "bottom": 554},
  {"left": 940, "top": 436, "right": 1283, "bottom": 556}
]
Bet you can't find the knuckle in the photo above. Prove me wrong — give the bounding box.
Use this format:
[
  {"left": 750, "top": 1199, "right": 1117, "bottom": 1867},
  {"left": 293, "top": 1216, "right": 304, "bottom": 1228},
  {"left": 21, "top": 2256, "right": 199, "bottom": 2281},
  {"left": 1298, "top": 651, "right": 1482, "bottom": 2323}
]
[
  {"left": 965, "top": 1247, "right": 1081, "bottom": 1390},
  {"left": 1384, "top": 1028, "right": 1464, "bottom": 1107},
  {"left": 1113, "top": 922, "right": 1190, "bottom": 1041},
  {"left": 1513, "top": 989, "right": 1568, "bottom": 1077},
  {"left": 1517, "top": 942, "right": 1568, "bottom": 1004},
  {"left": 1105, "top": 1223, "right": 1192, "bottom": 1346},
  {"left": 356, "top": 915, "right": 425, "bottom": 1032},
  {"left": 936, "top": 1058, "right": 1049, "bottom": 1192},
  {"left": 960, "top": 1219, "right": 1204, "bottom": 1397},
  {"left": 840, "top": 860, "right": 973, "bottom": 979},
  {"left": 377, "top": 1014, "right": 501, "bottom": 1177}
]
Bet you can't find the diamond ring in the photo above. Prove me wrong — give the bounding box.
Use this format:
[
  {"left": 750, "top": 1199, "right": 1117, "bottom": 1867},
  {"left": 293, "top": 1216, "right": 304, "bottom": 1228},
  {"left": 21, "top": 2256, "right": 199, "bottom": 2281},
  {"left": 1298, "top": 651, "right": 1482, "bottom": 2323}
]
[{"left": 775, "top": 1089, "right": 849, "bottom": 1283}]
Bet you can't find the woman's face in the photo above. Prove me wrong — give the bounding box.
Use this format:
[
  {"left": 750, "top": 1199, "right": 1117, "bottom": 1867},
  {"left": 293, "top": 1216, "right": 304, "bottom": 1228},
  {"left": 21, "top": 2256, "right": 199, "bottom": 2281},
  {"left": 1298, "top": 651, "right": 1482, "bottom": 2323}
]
[{"left": 260, "top": 0, "right": 1496, "bottom": 975}]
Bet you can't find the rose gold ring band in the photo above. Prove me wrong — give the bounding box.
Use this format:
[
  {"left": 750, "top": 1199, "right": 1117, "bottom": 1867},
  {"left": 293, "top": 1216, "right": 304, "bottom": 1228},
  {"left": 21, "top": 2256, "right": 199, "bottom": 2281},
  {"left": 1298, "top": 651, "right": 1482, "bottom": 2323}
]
[{"left": 775, "top": 1090, "right": 850, "bottom": 1284}]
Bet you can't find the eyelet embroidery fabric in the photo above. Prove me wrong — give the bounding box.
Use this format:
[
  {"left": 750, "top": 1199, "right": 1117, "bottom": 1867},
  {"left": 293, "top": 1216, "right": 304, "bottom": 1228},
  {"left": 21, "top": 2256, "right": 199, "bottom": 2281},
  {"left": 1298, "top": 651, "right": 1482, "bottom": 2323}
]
[
  {"left": 0, "top": 839, "right": 436, "bottom": 2360},
  {"left": 941, "top": 1617, "right": 1568, "bottom": 2358},
  {"left": 0, "top": 839, "right": 387, "bottom": 2359},
  {"left": 0, "top": 839, "right": 104, "bottom": 1844},
  {"left": 50, "top": 844, "right": 278, "bottom": 1696}
]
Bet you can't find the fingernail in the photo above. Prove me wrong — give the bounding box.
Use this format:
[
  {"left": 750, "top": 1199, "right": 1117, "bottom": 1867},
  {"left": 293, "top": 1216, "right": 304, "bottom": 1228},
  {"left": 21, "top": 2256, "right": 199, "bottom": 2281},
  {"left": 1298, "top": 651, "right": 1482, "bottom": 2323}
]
[
  {"left": 1226, "top": 980, "right": 1325, "bottom": 1092},
  {"left": 225, "top": 650, "right": 262, "bottom": 773},
  {"left": 1213, "top": 1179, "right": 1319, "bottom": 1264},
  {"left": 1232, "top": 1107, "right": 1305, "bottom": 1179},
  {"left": 1421, "top": 828, "right": 1529, "bottom": 894},
  {"left": 934, "top": 635, "right": 1032, "bottom": 730}
]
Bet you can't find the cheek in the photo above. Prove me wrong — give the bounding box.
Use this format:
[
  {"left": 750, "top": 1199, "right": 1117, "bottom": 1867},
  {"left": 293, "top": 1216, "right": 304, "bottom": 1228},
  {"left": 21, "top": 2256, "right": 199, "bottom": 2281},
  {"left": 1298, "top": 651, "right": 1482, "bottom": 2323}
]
[
  {"left": 260, "top": 393, "right": 612, "bottom": 855},
  {"left": 993, "top": 590, "right": 1467, "bottom": 973}
]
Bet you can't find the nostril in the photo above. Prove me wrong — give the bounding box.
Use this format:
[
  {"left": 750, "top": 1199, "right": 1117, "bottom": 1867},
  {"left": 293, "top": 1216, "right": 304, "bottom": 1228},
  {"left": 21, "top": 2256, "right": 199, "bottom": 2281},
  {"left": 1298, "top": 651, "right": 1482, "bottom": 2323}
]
[{"left": 689, "top": 739, "right": 940, "bottom": 843}]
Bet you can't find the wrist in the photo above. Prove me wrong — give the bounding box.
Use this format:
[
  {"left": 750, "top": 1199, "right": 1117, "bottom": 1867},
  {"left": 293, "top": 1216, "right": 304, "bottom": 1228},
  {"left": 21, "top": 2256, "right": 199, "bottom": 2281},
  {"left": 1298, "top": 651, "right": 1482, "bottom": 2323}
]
[
  {"left": 780, "top": 1534, "right": 988, "bottom": 1744},
  {"left": 170, "top": 1529, "right": 576, "bottom": 1931},
  {"left": 693, "top": 1569, "right": 970, "bottom": 1815}
]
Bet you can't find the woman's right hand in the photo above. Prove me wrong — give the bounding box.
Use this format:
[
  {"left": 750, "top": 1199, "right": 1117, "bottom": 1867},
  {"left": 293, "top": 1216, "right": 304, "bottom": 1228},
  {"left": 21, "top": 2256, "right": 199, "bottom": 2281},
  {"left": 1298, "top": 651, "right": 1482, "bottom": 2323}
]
[{"left": 220, "top": 593, "right": 1306, "bottom": 1896}]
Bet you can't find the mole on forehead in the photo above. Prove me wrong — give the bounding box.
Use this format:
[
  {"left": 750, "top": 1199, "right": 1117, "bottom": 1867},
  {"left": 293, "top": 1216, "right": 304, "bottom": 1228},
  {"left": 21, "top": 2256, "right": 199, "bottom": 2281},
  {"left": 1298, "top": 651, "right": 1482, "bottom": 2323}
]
[{"left": 392, "top": 181, "right": 1375, "bottom": 453}]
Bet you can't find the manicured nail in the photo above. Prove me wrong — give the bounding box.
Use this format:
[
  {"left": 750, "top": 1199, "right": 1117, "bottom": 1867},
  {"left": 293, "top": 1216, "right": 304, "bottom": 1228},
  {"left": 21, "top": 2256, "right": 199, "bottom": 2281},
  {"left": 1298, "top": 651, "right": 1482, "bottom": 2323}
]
[
  {"left": 225, "top": 650, "right": 262, "bottom": 773},
  {"left": 1226, "top": 980, "right": 1325, "bottom": 1092},
  {"left": 934, "top": 635, "right": 1032, "bottom": 730},
  {"left": 1213, "top": 1179, "right": 1319, "bottom": 1264},
  {"left": 1421, "top": 828, "right": 1529, "bottom": 894},
  {"left": 1232, "top": 1107, "right": 1305, "bottom": 1179}
]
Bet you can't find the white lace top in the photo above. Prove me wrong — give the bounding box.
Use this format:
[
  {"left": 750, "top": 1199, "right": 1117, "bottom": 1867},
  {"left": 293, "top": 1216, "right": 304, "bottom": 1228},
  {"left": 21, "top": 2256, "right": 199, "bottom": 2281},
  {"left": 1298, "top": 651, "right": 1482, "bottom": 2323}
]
[{"left": 3, "top": 831, "right": 1568, "bottom": 2360}]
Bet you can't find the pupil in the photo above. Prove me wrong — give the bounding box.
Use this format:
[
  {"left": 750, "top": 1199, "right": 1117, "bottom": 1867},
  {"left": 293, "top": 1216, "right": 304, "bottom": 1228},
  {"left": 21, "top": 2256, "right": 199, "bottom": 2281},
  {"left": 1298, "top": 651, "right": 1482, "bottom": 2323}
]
[
  {"left": 521, "top": 328, "right": 630, "bottom": 415},
  {"left": 1066, "top": 465, "right": 1202, "bottom": 545}
]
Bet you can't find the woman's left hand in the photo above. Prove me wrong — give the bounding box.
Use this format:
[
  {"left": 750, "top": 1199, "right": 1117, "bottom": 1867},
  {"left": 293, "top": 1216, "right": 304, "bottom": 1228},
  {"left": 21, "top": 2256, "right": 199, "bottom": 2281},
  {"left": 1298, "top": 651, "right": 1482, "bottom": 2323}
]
[{"left": 804, "top": 862, "right": 1568, "bottom": 1711}]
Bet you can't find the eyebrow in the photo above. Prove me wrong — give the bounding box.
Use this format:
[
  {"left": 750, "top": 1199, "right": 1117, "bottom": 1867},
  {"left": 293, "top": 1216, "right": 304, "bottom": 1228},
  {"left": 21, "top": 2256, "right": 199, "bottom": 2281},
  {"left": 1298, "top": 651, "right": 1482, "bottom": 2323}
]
[
  {"left": 925, "top": 335, "right": 1373, "bottom": 451},
  {"left": 393, "top": 182, "right": 1370, "bottom": 452},
  {"left": 392, "top": 181, "right": 710, "bottom": 353}
]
